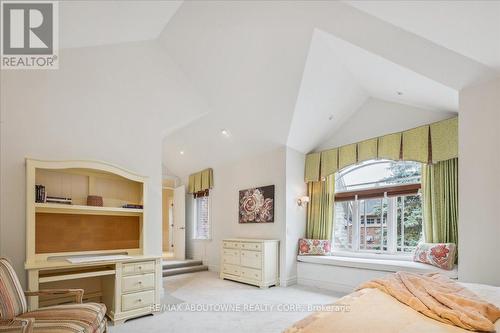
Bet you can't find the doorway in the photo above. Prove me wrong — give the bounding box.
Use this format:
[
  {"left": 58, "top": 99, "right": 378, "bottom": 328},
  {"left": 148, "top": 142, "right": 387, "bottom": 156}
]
[
  {"left": 162, "top": 187, "right": 174, "bottom": 259},
  {"left": 162, "top": 183, "right": 186, "bottom": 260}
]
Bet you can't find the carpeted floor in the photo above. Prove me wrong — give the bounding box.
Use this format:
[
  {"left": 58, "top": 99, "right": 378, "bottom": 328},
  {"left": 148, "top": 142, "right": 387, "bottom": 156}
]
[{"left": 109, "top": 271, "right": 344, "bottom": 333}]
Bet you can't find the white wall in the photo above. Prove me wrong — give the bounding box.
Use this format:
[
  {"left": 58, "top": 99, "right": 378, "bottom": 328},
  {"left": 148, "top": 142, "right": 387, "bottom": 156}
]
[
  {"left": 317, "top": 98, "right": 456, "bottom": 151},
  {"left": 283, "top": 147, "right": 307, "bottom": 286},
  {"left": 187, "top": 147, "right": 287, "bottom": 281},
  {"left": 0, "top": 40, "right": 207, "bottom": 286},
  {"left": 458, "top": 78, "right": 500, "bottom": 286},
  {"left": 183, "top": 146, "right": 308, "bottom": 286}
]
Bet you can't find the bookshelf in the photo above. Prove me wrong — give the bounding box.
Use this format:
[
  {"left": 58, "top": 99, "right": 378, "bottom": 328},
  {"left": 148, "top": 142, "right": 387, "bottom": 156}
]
[
  {"left": 26, "top": 159, "right": 147, "bottom": 261},
  {"left": 25, "top": 159, "right": 161, "bottom": 325}
]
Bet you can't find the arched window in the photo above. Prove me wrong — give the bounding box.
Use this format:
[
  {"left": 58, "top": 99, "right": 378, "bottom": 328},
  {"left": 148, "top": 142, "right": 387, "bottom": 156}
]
[{"left": 333, "top": 160, "right": 423, "bottom": 254}]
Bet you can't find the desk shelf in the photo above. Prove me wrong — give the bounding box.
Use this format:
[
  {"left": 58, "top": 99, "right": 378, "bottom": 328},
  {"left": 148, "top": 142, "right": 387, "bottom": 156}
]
[{"left": 35, "top": 203, "right": 143, "bottom": 217}]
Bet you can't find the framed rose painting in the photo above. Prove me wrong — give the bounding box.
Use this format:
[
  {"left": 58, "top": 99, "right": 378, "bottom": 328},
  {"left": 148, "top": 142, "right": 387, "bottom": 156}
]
[{"left": 239, "top": 185, "right": 275, "bottom": 223}]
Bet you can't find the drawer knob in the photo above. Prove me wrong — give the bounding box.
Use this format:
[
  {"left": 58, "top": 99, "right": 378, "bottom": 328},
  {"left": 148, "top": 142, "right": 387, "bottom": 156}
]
[
  {"left": 138, "top": 266, "right": 142, "bottom": 270},
  {"left": 138, "top": 281, "right": 142, "bottom": 285},
  {"left": 138, "top": 299, "right": 142, "bottom": 302}
]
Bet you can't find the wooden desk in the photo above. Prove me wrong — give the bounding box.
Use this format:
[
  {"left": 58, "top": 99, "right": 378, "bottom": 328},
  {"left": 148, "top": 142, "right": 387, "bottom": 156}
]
[{"left": 25, "top": 255, "right": 162, "bottom": 325}]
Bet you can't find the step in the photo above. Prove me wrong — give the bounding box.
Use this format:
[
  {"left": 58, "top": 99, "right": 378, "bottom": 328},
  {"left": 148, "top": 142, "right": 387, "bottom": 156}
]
[
  {"left": 163, "top": 265, "right": 208, "bottom": 277},
  {"left": 162, "top": 260, "right": 203, "bottom": 270}
]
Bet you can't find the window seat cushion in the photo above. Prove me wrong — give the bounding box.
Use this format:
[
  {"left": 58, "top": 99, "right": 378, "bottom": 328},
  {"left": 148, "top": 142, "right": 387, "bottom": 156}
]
[{"left": 297, "top": 255, "right": 458, "bottom": 279}]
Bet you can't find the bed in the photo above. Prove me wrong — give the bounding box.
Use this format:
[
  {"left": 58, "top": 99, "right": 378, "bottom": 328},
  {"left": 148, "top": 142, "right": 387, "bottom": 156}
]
[{"left": 285, "top": 275, "right": 500, "bottom": 333}]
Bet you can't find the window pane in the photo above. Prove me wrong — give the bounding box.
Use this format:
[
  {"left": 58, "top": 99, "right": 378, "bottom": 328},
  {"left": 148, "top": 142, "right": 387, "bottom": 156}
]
[
  {"left": 195, "top": 196, "right": 210, "bottom": 239},
  {"left": 397, "top": 195, "right": 423, "bottom": 252},
  {"left": 360, "top": 198, "right": 386, "bottom": 251},
  {"left": 334, "top": 201, "right": 353, "bottom": 250},
  {"left": 336, "top": 160, "right": 421, "bottom": 192}
]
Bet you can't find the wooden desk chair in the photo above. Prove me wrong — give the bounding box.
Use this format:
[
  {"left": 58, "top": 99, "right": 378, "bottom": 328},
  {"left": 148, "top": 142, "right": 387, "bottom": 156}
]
[{"left": 0, "top": 258, "right": 107, "bottom": 333}]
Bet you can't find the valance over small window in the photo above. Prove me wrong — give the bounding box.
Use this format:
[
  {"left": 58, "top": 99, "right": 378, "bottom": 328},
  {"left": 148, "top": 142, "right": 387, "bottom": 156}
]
[
  {"left": 188, "top": 168, "right": 214, "bottom": 195},
  {"left": 304, "top": 117, "right": 458, "bottom": 182}
]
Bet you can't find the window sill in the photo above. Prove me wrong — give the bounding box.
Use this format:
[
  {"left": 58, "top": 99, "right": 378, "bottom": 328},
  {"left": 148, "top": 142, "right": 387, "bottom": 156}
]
[
  {"left": 329, "top": 250, "right": 413, "bottom": 261},
  {"left": 297, "top": 254, "right": 458, "bottom": 279}
]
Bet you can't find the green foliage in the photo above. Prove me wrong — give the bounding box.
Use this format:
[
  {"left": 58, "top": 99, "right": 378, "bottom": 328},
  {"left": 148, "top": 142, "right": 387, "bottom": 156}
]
[{"left": 385, "top": 161, "right": 423, "bottom": 247}]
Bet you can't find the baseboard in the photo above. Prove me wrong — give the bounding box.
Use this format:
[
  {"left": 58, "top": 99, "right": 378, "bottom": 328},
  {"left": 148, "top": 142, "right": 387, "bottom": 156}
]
[
  {"left": 280, "top": 275, "right": 297, "bottom": 287},
  {"left": 208, "top": 264, "right": 219, "bottom": 273},
  {"left": 297, "top": 277, "right": 355, "bottom": 294}
]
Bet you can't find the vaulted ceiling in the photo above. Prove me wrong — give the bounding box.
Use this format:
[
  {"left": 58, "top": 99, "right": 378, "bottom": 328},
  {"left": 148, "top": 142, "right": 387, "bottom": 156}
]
[{"left": 57, "top": 1, "right": 500, "bottom": 179}]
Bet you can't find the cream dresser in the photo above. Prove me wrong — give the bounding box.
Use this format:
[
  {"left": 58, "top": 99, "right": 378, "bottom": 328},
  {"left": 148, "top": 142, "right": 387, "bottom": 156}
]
[{"left": 220, "top": 239, "right": 279, "bottom": 288}]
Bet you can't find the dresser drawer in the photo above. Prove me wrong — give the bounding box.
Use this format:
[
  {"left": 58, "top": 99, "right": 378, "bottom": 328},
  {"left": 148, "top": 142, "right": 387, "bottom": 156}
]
[
  {"left": 240, "top": 242, "right": 262, "bottom": 251},
  {"left": 122, "top": 261, "right": 155, "bottom": 276},
  {"left": 222, "top": 264, "right": 240, "bottom": 277},
  {"left": 122, "top": 290, "right": 155, "bottom": 312},
  {"left": 240, "top": 266, "right": 262, "bottom": 281},
  {"left": 240, "top": 250, "right": 261, "bottom": 269},
  {"left": 222, "top": 249, "right": 240, "bottom": 265},
  {"left": 223, "top": 241, "right": 240, "bottom": 249},
  {"left": 122, "top": 273, "right": 155, "bottom": 293}
]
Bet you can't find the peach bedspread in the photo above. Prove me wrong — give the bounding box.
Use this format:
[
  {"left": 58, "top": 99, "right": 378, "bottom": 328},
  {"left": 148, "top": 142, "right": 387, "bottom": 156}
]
[{"left": 285, "top": 272, "right": 500, "bottom": 333}]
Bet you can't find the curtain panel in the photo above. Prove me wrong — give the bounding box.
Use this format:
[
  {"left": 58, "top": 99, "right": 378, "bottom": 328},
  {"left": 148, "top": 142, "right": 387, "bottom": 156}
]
[
  {"left": 306, "top": 174, "right": 335, "bottom": 240},
  {"left": 422, "top": 158, "right": 458, "bottom": 258}
]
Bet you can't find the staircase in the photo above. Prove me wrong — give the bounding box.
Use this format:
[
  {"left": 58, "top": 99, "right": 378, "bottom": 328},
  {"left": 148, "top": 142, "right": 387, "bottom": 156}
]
[{"left": 162, "top": 259, "right": 208, "bottom": 277}]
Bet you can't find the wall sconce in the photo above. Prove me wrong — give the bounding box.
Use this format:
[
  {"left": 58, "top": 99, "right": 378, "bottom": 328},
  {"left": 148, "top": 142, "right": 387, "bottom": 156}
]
[{"left": 297, "top": 196, "right": 310, "bottom": 207}]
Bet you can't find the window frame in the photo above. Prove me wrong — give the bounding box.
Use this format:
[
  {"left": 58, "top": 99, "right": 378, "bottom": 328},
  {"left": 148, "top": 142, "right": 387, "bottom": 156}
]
[
  {"left": 193, "top": 195, "right": 212, "bottom": 241},
  {"left": 333, "top": 159, "right": 423, "bottom": 256}
]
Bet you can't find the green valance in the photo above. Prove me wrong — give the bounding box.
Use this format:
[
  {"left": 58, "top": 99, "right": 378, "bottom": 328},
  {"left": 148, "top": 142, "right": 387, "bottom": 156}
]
[
  {"left": 188, "top": 168, "right": 214, "bottom": 194},
  {"left": 305, "top": 152, "right": 321, "bottom": 182},
  {"left": 338, "top": 144, "right": 357, "bottom": 170},
  {"left": 320, "top": 148, "right": 338, "bottom": 179},
  {"left": 357, "top": 138, "right": 378, "bottom": 163},
  {"left": 430, "top": 117, "right": 458, "bottom": 163},
  {"left": 402, "top": 125, "right": 429, "bottom": 163},
  {"left": 304, "top": 117, "right": 458, "bottom": 182},
  {"left": 378, "top": 133, "right": 402, "bottom": 161}
]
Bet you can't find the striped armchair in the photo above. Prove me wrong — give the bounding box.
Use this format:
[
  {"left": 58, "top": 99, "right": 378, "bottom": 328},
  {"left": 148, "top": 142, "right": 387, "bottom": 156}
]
[{"left": 0, "top": 258, "right": 107, "bottom": 333}]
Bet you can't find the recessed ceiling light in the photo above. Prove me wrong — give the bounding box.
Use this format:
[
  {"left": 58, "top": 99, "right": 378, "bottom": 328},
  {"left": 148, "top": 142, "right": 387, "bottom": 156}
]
[
  {"left": 179, "top": 151, "right": 184, "bottom": 155},
  {"left": 396, "top": 91, "right": 403, "bottom": 96},
  {"left": 221, "top": 129, "right": 231, "bottom": 137}
]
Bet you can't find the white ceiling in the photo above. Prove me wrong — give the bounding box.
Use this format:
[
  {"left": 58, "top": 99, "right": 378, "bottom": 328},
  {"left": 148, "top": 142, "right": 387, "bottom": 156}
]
[
  {"left": 287, "top": 28, "right": 459, "bottom": 153},
  {"left": 346, "top": 0, "right": 500, "bottom": 71},
  {"left": 158, "top": 1, "right": 498, "bottom": 178},
  {"left": 60, "top": 1, "right": 182, "bottom": 49},
  {"left": 54, "top": 1, "right": 499, "bottom": 179}
]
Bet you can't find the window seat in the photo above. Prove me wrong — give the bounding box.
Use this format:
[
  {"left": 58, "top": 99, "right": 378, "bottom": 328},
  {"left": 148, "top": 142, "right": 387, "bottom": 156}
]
[{"left": 297, "top": 255, "right": 458, "bottom": 279}]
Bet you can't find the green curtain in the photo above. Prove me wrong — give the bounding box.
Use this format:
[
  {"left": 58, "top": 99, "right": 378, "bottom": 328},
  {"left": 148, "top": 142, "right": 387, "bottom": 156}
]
[
  {"left": 306, "top": 174, "right": 335, "bottom": 239},
  {"left": 422, "top": 158, "right": 458, "bottom": 254}
]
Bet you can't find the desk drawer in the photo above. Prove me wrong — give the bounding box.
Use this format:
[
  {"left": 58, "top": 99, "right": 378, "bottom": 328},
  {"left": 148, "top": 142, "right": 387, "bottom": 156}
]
[
  {"left": 123, "top": 261, "right": 155, "bottom": 275},
  {"left": 223, "top": 241, "right": 240, "bottom": 249},
  {"left": 122, "top": 273, "right": 155, "bottom": 293},
  {"left": 240, "top": 242, "right": 262, "bottom": 251},
  {"left": 240, "top": 250, "right": 261, "bottom": 269},
  {"left": 240, "top": 267, "right": 262, "bottom": 281},
  {"left": 122, "top": 290, "right": 155, "bottom": 312}
]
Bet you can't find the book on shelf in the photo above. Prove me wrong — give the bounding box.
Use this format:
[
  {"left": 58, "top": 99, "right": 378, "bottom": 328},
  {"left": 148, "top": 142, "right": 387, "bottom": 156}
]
[
  {"left": 122, "top": 204, "right": 143, "bottom": 209},
  {"left": 35, "top": 185, "right": 46, "bottom": 203},
  {"left": 45, "top": 196, "right": 72, "bottom": 205}
]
